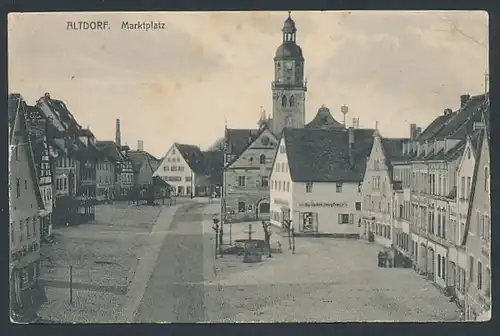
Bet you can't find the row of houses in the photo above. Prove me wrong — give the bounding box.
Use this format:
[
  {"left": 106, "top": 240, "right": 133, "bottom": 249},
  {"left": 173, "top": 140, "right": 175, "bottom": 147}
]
[
  {"left": 361, "top": 93, "right": 491, "bottom": 320},
  {"left": 221, "top": 93, "right": 490, "bottom": 320},
  {"left": 8, "top": 93, "right": 169, "bottom": 322}
]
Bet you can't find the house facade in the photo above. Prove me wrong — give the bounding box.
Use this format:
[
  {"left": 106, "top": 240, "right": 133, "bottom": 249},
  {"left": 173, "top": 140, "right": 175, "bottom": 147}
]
[
  {"left": 464, "top": 124, "right": 491, "bottom": 321},
  {"left": 270, "top": 127, "right": 373, "bottom": 235},
  {"left": 360, "top": 131, "right": 408, "bottom": 246},
  {"left": 154, "top": 143, "right": 209, "bottom": 197},
  {"left": 25, "top": 104, "right": 54, "bottom": 241},
  {"left": 224, "top": 128, "right": 278, "bottom": 222},
  {"left": 96, "top": 154, "right": 116, "bottom": 203},
  {"left": 9, "top": 94, "right": 47, "bottom": 322},
  {"left": 118, "top": 145, "right": 135, "bottom": 199}
]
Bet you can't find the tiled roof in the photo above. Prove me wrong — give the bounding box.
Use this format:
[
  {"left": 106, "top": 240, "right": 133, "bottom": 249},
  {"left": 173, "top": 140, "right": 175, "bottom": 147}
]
[
  {"left": 127, "top": 150, "right": 159, "bottom": 173},
  {"left": 202, "top": 150, "right": 224, "bottom": 184},
  {"left": 417, "top": 113, "right": 456, "bottom": 142},
  {"left": 225, "top": 128, "right": 260, "bottom": 158},
  {"left": 305, "top": 106, "right": 345, "bottom": 130},
  {"left": 380, "top": 137, "right": 409, "bottom": 181},
  {"left": 175, "top": 143, "right": 206, "bottom": 175},
  {"left": 284, "top": 128, "right": 374, "bottom": 182},
  {"left": 434, "top": 93, "right": 488, "bottom": 140},
  {"left": 96, "top": 141, "right": 124, "bottom": 162}
]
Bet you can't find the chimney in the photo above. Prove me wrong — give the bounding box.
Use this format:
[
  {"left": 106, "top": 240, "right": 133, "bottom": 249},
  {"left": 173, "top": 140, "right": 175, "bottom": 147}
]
[
  {"left": 444, "top": 108, "right": 453, "bottom": 115},
  {"left": 348, "top": 127, "right": 355, "bottom": 166},
  {"left": 460, "top": 94, "right": 470, "bottom": 108},
  {"left": 410, "top": 123, "right": 417, "bottom": 139},
  {"left": 115, "top": 119, "right": 121, "bottom": 147},
  {"left": 44, "top": 92, "right": 50, "bottom": 99},
  {"left": 137, "top": 140, "right": 144, "bottom": 151}
]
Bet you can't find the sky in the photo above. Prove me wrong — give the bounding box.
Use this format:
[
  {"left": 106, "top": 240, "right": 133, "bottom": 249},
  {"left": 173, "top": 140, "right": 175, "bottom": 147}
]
[{"left": 8, "top": 11, "right": 488, "bottom": 158}]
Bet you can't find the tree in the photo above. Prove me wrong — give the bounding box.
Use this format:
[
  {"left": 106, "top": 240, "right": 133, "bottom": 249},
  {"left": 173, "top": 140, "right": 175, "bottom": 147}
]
[{"left": 208, "top": 137, "right": 226, "bottom": 152}]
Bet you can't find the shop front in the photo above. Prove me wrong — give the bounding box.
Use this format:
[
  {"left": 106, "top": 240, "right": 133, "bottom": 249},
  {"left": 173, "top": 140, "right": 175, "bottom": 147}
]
[
  {"left": 292, "top": 201, "right": 358, "bottom": 235},
  {"left": 10, "top": 251, "right": 47, "bottom": 323}
]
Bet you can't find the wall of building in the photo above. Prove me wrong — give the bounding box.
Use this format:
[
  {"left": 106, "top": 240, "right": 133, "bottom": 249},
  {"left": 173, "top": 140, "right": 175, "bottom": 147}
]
[
  {"left": 9, "top": 133, "right": 42, "bottom": 294},
  {"left": 224, "top": 130, "right": 277, "bottom": 221},
  {"left": 96, "top": 158, "right": 115, "bottom": 201},
  {"left": 465, "top": 134, "right": 491, "bottom": 319},
  {"left": 291, "top": 181, "right": 361, "bottom": 234},
  {"left": 361, "top": 133, "right": 394, "bottom": 246},
  {"left": 154, "top": 145, "right": 194, "bottom": 196},
  {"left": 270, "top": 137, "right": 294, "bottom": 227}
]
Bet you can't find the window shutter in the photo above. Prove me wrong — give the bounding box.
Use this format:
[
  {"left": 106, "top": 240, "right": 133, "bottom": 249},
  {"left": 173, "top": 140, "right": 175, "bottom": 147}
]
[
  {"left": 349, "top": 214, "right": 354, "bottom": 224},
  {"left": 338, "top": 214, "right": 342, "bottom": 224}
]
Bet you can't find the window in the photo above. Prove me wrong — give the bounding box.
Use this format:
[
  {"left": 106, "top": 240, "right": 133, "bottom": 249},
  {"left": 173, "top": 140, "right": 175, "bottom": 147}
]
[
  {"left": 469, "top": 256, "right": 474, "bottom": 284},
  {"left": 441, "top": 256, "right": 446, "bottom": 280},
  {"left": 238, "top": 176, "right": 246, "bottom": 187},
  {"left": 16, "top": 178, "right": 20, "bottom": 198},
  {"left": 261, "top": 176, "right": 269, "bottom": 187},
  {"left": 289, "top": 95, "right": 295, "bottom": 107},
  {"left": 286, "top": 181, "right": 290, "bottom": 191},
  {"left": 10, "top": 222, "right": 14, "bottom": 244},
  {"left": 477, "top": 261, "right": 482, "bottom": 290},
  {"left": 336, "top": 182, "right": 343, "bottom": 193},
  {"left": 163, "top": 166, "right": 169, "bottom": 171},
  {"left": 438, "top": 255, "right": 441, "bottom": 277},
  {"left": 280, "top": 145, "right": 286, "bottom": 154},
  {"left": 372, "top": 177, "right": 380, "bottom": 191},
  {"left": 238, "top": 201, "right": 246, "bottom": 212},
  {"left": 179, "top": 166, "right": 184, "bottom": 171},
  {"left": 260, "top": 154, "right": 266, "bottom": 164},
  {"left": 185, "top": 176, "right": 192, "bottom": 182},
  {"left": 466, "top": 177, "right": 471, "bottom": 200},
  {"left": 172, "top": 148, "right": 176, "bottom": 154},
  {"left": 171, "top": 166, "right": 177, "bottom": 171},
  {"left": 374, "top": 160, "right": 379, "bottom": 170},
  {"left": 355, "top": 202, "right": 362, "bottom": 211},
  {"left": 338, "top": 214, "right": 353, "bottom": 224},
  {"left": 282, "top": 95, "right": 287, "bottom": 107},
  {"left": 26, "top": 218, "right": 31, "bottom": 238},
  {"left": 460, "top": 176, "right": 465, "bottom": 199},
  {"left": 305, "top": 182, "right": 313, "bottom": 193},
  {"left": 484, "top": 166, "right": 489, "bottom": 191}
]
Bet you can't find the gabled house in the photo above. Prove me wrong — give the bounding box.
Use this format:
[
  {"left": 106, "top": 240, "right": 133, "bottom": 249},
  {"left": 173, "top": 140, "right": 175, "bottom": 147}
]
[
  {"left": 96, "top": 140, "right": 125, "bottom": 202},
  {"left": 118, "top": 145, "right": 135, "bottom": 199},
  {"left": 153, "top": 143, "right": 208, "bottom": 197},
  {"left": 224, "top": 127, "right": 279, "bottom": 222},
  {"left": 24, "top": 103, "right": 55, "bottom": 241},
  {"left": 9, "top": 94, "right": 47, "bottom": 322},
  {"left": 463, "top": 111, "right": 490, "bottom": 321},
  {"left": 360, "top": 130, "right": 408, "bottom": 247},
  {"left": 270, "top": 127, "right": 374, "bottom": 235}
]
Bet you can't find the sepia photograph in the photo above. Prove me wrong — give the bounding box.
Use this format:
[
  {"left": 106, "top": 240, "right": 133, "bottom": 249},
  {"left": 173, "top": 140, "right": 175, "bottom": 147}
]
[{"left": 8, "top": 10, "right": 490, "bottom": 323}]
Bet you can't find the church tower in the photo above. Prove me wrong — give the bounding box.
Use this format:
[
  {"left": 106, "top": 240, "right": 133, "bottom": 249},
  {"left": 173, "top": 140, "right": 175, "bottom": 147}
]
[{"left": 271, "top": 12, "right": 307, "bottom": 136}]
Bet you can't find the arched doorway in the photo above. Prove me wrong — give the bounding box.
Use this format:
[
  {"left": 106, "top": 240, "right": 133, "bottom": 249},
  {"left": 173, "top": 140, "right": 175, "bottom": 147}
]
[
  {"left": 255, "top": 198, "right": 270, "bottom": 219},
  {"left": 419, "top": 243, "right": 427, "bottom": 273},
  {"left": 259, "top": 202, "right": 270, "bottom": 214}
]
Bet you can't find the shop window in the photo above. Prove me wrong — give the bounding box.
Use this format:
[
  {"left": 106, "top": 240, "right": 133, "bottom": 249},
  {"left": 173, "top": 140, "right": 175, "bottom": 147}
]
[{"left": 338, "top": 214, "right": 353, "bottom": 224}]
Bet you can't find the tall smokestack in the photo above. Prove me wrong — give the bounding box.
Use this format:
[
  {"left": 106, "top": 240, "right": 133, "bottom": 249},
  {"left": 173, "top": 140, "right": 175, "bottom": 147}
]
[
  {"left": 137, "top": 140, "right": 144, "bottom": 151},
  {"left": 115, "top": 119, "right": 121, "bottom": 147}
]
